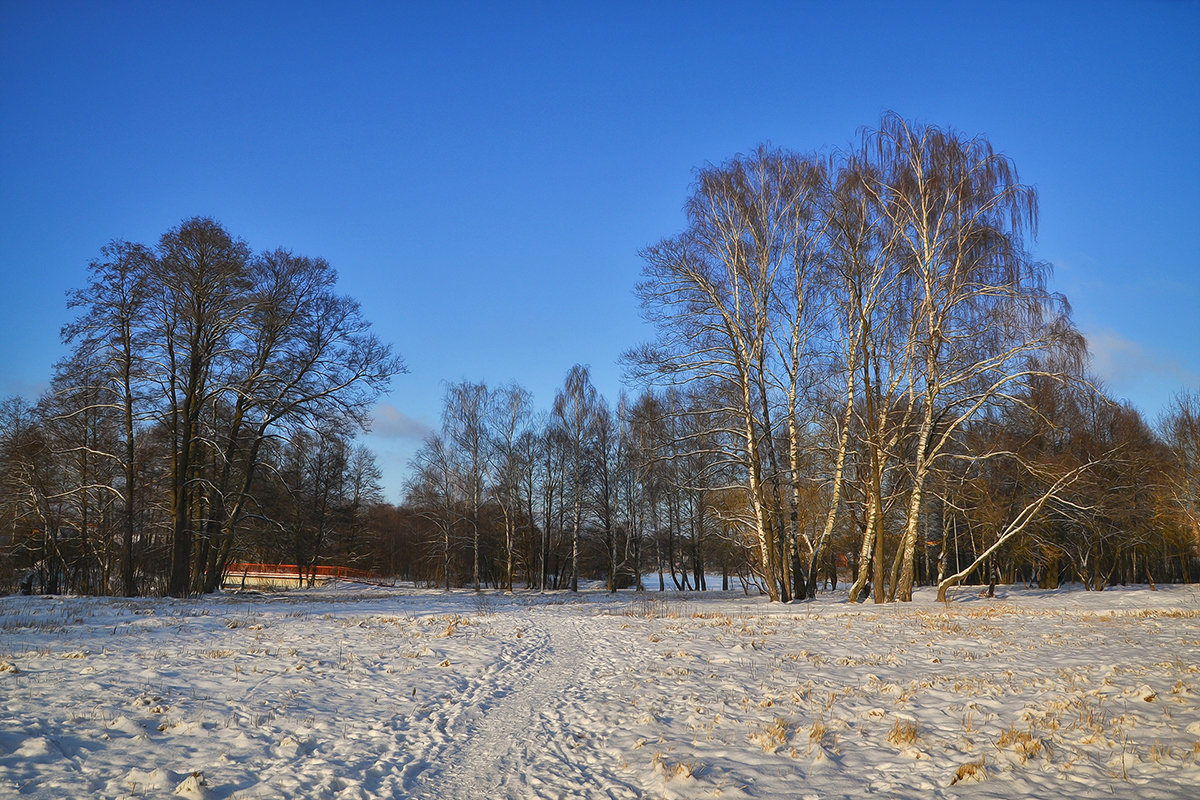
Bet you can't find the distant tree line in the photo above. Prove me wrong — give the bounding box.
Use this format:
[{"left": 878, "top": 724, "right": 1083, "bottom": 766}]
[
  {"left": 400, "top": 372, "right": 758, "bottom": 595},
  {"left": 0, "top": 218, "right": 401, "bottom": 596},
  {"left": 3, "top": 115, "right": 1198, "bottom": 600}
]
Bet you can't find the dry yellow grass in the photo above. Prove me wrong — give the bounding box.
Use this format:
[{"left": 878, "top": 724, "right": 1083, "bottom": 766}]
[
  {"left": 750, "top": 717, "right": 792, "bottom": 753},
  {"left": 950, "top": 759, "right": 987, "bottom": 785},
  {"left": 437, "top": 615, "right": 468, "bottom": 637},
  {"left": 886, "top": 719, "right": 919, "bottom": 746},
  {"left": 653, "top": 753, "right": 700, "bottom": 780},
  {"left": 1149, "top": 741, "right": 1172, "bottom": 764},
  {"left": 996, "top": 725, "right": 1043, "bottom": 761},
  {"left": 807, "top": 717, "right": 829, "bottom": 753}
]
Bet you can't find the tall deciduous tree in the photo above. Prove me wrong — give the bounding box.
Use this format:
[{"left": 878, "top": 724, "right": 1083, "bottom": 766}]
[
  {"left": 48, "top": 217, "right": 402, "bottom": 595},
  {"left": 631, "top": 148, "right": 834, "bottom": 600},
  {"left": 147, "top": 218, "right": 252, "bottom": 596},
  {"left": 552, "top": 365, "right": 600, "bottom": 593},
  {"left": 488, "top": 383, "right": 533, "bottom": 592},
  {"left": 861, "top": 114, "right": 1081, "bottom": 601},
  {"left": 60, "top": 240, "right": 152, "bottom": 595},
  {"left": 444, "top": 380, "right": 489, "bottom": 591},
  {"left": 195, "top": 249, "right": 401, "bottom": 593}
]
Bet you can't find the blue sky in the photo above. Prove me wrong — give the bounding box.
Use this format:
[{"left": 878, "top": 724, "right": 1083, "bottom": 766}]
[{"left": 2, "top": 1, "right": 1197, "bottom": 500}]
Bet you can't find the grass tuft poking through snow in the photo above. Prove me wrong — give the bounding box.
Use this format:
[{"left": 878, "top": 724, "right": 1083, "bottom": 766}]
[
  {"left": 996, "top": 724, "right": 1043, "bottom": 762},
  {"left": 950, "top": 758, "right": 988, "bottom": 785},
  {"left": 750, "top": 717, "right": 792, "bottom": 753},
  {"left": 886, "top": 718, "right": 920, "bottom": 746}
]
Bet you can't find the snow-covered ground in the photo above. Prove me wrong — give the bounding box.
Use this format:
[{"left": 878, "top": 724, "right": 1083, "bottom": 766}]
[{"left": 1, "top": 583, "right": 1198, "bottom": 799}]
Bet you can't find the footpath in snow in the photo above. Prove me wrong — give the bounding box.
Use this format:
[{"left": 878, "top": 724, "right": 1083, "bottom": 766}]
[{"left": 1, "top": 583, "right": 1198, "bottom": 798}]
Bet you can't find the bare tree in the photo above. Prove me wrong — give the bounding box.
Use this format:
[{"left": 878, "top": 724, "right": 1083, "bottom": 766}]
[
  {"left": 935, "top": 454, "right": 1095, "bottom": 601},
  {"left": 145, "top": 218, "right": 252, "bottom": 596},
  {"left": 552, "top": 365, "right": 600, "bottom": 592},
  {"left": 338, "top": 443, "right": 384, "bottom": 565},
  {"left": 616, "top": 393, "right": 648, "bottom": 591},
  {"left": 488, "top": 383, "right": 532, "bottom": 592},
  {"left": 193, "top": 249, "right": 401, "bottom": 592},
  {"left": 1162, "top": 389, "right": 1200, "bottom": 576},
  {"left": 0, "top": 397, "right": 65, "bottom": 593},
  {"left": 51, "top": 220, "right": 405, "bottom": 595},
  {"left": 40, "top": 356, "right": 126, "bottom": 592},
  {"left": 60, "top": 240, "right": 153, "bottom": 594},
  {"left": 859, "top": 114, "right": 1081, "bottom": 601},
  {"left": 820, "top": 152, "right": 911, "bottom": 603},
  {"left": 406, "top": 432, "right": 460, "bottom": 591},
  {"left": 591, "top": 399, "right": 623, "bottom": 591},
  {"left": 277, "top": 429, "right": 353, "bottom": 586},
  {"left": 630, "top": 148, "right": 827, "bottom": 601},
  {"left": 443, "top": 380, "right": 489, "bottom": 591}
]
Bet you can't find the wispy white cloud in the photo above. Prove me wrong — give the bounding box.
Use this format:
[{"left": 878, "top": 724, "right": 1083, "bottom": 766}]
[
  {"left": 1085, "top": 329, "right": 1200, "bottom": 414},
  {"left": 1087, "top": 330, "right": 1197, "bottom": 386},
  {"left": 1087, "top": 329, "right": 1143, "bottom": 385},
  {"left": 370, "top": 403, "right": 434, "bottom": 441}
]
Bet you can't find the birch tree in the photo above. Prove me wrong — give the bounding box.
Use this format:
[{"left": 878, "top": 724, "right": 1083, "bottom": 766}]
[
  {"left": 444, "top": 380, "right": 490, "bottom": 591},
  {"left": 630, "top": 148, "right": 824, "bottom": 600},
  {"left": 822, "top": 152, "right": 914, "bottom": 604},
  {"left": 552, "top": 365, "right": 600, "bottom": 593},
  {"left": 861, "top": 114, "right": 1080, "bottom": 601},
  {"left": 488, "top": 383, "right": 532, "bottom": 592}
]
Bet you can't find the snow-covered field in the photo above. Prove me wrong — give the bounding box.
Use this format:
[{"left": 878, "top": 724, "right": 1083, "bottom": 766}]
[{"left": 1, "top": 583, "right": 1198, "bottom": 799}]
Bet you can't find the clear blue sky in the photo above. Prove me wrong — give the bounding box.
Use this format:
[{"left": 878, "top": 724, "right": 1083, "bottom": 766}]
[{"left": 2, "top": 1, "right": 1197, "bottom": 500}]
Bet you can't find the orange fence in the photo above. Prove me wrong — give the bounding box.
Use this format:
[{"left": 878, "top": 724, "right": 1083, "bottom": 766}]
[{"left": 223, "top": 562, "right": 385, "bottom": 584}]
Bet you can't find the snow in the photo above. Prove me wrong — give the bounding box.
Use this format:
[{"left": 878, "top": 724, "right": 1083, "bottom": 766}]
[{"left": 1, "top": 583, "right": 1198, "bottom": 798}]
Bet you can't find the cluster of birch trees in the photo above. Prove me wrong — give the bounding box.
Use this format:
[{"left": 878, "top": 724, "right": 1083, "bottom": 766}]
[
  {"left": 628, "top": 114, "right": 1199, "bottom": 601},
  {"left": 0, "top": 218, "right": 401, "bottom": 596}
]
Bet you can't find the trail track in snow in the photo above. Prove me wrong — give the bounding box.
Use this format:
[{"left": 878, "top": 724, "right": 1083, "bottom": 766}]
[{"left": 404, "top": 603, "right": 639, "bottom": 799}]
